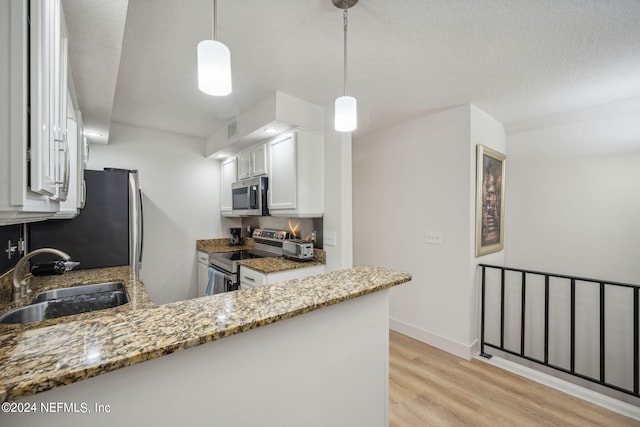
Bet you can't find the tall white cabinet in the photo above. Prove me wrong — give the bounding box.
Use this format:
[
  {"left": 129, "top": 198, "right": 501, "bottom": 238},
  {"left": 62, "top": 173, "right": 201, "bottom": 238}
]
[
  {"left": 220, "top": 157, "right": 237, "bottom": 216},
  {"left": 0, "top": 0, "right": 71, "bottom": 224},
  {"left": 267, "top": 129, "right": 324, "bottom": 218},
  {"left": 30, "top": 0, "right": 69, "bottom": 200}
]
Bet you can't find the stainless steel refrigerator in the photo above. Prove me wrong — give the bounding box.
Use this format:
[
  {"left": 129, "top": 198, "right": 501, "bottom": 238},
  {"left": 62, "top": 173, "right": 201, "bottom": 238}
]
[{"left": 29, "top": 169, "right": 143, "bottom": 274}]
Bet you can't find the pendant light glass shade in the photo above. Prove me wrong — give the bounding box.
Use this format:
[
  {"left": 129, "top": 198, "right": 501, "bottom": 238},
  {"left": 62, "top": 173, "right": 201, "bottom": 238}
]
[
  {"left": 334, "top": 95, "right": 357, "bottom": 132},
  {"left": 333, "top": 1, "right": 358, "bottom": 132},
  {"left": 197, "top": 39, "right": 232, "bottom": 96}
]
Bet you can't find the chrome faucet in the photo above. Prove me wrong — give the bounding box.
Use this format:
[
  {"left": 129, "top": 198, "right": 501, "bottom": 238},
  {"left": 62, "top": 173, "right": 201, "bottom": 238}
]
[{"left": 12, "top": 248, "right": 78, "bottom": 302}]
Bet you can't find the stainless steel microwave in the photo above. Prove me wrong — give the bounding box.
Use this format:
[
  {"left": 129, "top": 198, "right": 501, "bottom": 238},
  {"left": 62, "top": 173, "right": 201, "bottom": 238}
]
[{"left": 231, "top": 176, "right": 269, "bottom": 216}]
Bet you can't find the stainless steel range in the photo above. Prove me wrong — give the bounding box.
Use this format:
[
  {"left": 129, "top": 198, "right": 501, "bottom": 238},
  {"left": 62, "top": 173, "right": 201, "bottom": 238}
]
[{"left": 207, "top": 229, "right": 289, "bottom": 293}]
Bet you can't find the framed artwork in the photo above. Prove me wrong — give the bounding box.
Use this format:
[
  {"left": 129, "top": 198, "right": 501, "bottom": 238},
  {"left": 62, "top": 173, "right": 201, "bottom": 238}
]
[{"left": 475, "top": 145, "right": 506, "bottom": 256}]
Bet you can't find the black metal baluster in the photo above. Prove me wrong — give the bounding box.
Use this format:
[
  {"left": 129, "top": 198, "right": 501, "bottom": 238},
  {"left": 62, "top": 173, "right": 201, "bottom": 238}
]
[
  {"left": 480, "top": 266, "right": 487, "bottom": 357},
  {"left": 600, "top": 282, "right": 605, "bottom": 384},
  {"left": 500, "top": 268, "right": 505, "bottom": 350},
  {"left": 635, "top": 287, "right": 639, "bottom": 395},
  {"left": 570, "top": 278, "right": 576, "bottom": 374},
  {"left": 544, "top": 275, "right": 550, "bottom": 365},
  {"left": 520, "top": 272, "right": 526, "bottom": 356}
]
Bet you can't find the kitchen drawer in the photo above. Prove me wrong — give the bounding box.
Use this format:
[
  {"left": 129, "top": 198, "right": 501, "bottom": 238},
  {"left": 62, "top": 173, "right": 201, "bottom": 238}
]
[
  {"left": 197, "top": 251, "right": 209, "bottom": 264},
  {"left": 240, "top": 267, "right": 266, "bottom": 287}
]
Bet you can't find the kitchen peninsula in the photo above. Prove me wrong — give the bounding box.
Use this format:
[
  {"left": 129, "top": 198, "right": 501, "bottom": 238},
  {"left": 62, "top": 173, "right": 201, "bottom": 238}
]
[{"left": 0, "top": 265, "right": 410, "bottom": 427}]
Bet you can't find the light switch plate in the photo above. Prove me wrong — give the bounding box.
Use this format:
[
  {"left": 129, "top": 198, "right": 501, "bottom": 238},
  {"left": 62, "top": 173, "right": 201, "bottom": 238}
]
[
  {"left": 425, "top": 231, "right": 443, "bottom": 245},
  {"left": 325, "top": 231, "right": 337, "bottom": 246}
]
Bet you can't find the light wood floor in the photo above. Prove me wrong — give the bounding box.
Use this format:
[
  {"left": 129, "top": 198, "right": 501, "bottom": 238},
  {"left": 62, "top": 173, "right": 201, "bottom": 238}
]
[{"left": 389, "top": 331, "right": 639, "bottom": 426}]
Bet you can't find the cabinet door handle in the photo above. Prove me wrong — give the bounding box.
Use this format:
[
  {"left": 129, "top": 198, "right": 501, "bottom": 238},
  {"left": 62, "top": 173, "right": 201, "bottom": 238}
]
[
  {"left": 53, "top": 137, "right": 70, "bottom": 201},
  {"left": 61, "top": 136, "right": 70, "bottom": 198},
  {"left": 243, "top": 276, "right": 255, "bottom": 282}
]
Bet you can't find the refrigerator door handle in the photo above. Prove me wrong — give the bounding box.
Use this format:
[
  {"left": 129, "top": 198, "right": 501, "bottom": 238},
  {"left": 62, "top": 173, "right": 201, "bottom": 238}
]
[{"left": 138, "top": 188, "right": 144, "bottom": 266}]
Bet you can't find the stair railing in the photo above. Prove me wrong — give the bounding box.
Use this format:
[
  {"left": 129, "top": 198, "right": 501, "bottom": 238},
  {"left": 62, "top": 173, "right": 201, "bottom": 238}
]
[{"left": 479, "top": 264, "right": 639, "bottom": 398}]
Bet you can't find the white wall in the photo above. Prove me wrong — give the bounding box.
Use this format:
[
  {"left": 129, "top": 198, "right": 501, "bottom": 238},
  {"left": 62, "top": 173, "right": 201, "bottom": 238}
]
[
  {"left": 88, "top": 123, "right": 236, "bottom": 304},
  {"left": 505, "top": 109, "right": 640, "bottom": 283},
  {"left": 499, "top": 104, "right": 640, "bottom": 392},
  {"left": 469, "top": 105, "right": 507, "bottom": 353},
  {"left": 354, "top": 105, "right": 504, "bottom": 358}
]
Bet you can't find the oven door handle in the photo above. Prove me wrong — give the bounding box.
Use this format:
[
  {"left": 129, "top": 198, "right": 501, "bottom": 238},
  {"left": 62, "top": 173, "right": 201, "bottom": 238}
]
[{"left": 207, "top": 266, "right": 234, "bottom": 295}]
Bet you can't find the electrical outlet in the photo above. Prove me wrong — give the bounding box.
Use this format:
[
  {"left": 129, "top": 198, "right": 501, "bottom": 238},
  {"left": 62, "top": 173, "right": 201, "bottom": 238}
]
[
  {"left": 424, "top": 231, "right": 443, "bottom": 245},
  {"left": 325, "top": 231, "right": 337, "bottom": 246}
]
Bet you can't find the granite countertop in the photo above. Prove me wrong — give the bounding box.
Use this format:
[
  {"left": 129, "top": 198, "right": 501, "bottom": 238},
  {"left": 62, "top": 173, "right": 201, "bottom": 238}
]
[
  {"left": 0, "top": 266, "right": 410, "bottom": 403},
  {"left": 238, "top": 257, "right": 324, "bottom": 274},
  {"left": 196, "top": 238, "right": 253, "bottom": 253},
  {"left": 0, "top": 266, "right": 155, "bottom": 333},
  {"left": 196, "top": 238, "right": 327, "bottom": 274}
]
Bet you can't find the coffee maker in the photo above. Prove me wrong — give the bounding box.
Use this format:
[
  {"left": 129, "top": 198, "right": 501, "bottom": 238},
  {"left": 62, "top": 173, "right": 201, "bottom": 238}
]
[{"left": 229, "top": 228, "right": 242, "bottom": 246}]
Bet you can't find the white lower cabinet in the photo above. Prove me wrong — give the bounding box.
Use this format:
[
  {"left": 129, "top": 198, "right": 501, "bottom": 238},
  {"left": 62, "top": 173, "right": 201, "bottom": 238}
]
[
  {"left": 240, "top": 264, "right": 326, "bottom": 290},
  {"left": 197, "top": 251, "right": 210, "bottom": 297}
]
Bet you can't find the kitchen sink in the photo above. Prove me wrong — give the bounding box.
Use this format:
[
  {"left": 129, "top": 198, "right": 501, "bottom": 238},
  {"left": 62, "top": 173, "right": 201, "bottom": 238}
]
[
  {"left": 31, "top": 281, "right": 127, "bottom": 303},
  {"left": 0, "top": 282, "right": 130, "bottom": 325},
  {"left": 0, "top": 302, "right": 50, "bottom": 325}
]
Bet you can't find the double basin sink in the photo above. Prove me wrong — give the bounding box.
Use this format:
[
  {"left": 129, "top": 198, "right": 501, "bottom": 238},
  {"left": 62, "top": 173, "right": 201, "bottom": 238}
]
[{"left": 0, "top": 282, "right": 130, "bottom": 325}]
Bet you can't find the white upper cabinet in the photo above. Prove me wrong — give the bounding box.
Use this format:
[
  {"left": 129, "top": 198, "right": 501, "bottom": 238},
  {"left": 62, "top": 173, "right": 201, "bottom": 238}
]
[
  {"left": 53, "top": 96, "right": 84, "bottom": 218},
  {"left": 51, "top": 5, "right": 69, "bottom": 202},
  {"left": 0, "top": 0, "right": 61, "bottom": 224},
  {"left": 251, "top": 143, "right": 267, "bottom": 176},
  {"left": 267, "top": 134, "right": 297, "bottom": 210},
  {"left": 30, "top": 0, "right": 68, "bottom": 198},
  {"left": 237, "top": 151, "right": 251, "bottom": 180},
  {"left": 237, "top": 143, "right": 267, "bottom": 180},
  {"left": 267, "top": 129, "right": 324, "bottom": 218},
  {"left": 220, "top": 157, "right": 237, "bottom": 216}
]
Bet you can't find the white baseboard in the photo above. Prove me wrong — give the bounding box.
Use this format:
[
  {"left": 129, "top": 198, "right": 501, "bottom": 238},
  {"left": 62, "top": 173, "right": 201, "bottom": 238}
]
[
  {"left": 389, "top": 317, "right": 475, "bottom": 360},
  {"left": 477, "top": 354, "right": 640, "bottom": 421}
]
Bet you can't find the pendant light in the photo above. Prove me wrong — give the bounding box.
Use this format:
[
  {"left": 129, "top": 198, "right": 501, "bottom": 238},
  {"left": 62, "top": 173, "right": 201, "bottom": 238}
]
[
  {"left": 333, "top": 0, "right": 358, "bottom": 132},
  {"left": 197, "top": 0, "right": 232, "bottom": 96}
]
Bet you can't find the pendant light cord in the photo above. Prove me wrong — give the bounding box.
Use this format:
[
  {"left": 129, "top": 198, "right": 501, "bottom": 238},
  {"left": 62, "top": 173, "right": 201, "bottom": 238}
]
[
  {"left": 212, "top": 0, "right": 217, "bottom": 41},
  {"left": 343, "top": 7, "right": 348, "bottom": 96}
]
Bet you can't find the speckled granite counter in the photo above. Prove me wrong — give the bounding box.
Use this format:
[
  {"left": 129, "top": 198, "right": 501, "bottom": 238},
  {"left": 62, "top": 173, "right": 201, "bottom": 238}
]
[
  {"left": 239, "top": 257, "right": 324, "bottom": 273},
  {"left": 196, "top": 238, "right": 327, "bottom": 273},
  {"left": 0, "top": 266, "right": 155, "bottom": 333},
  {"left": 0, "top": 266, "right": 410, "bottom": 403},
  {"left": 196, "top": 238, "right": 253, "bottom": 253}
]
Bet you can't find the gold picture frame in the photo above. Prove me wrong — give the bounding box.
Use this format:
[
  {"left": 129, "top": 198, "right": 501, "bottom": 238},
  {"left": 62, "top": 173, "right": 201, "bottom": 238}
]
[{"left": 475, "top": 145, "right": 506, "bottom": 256}]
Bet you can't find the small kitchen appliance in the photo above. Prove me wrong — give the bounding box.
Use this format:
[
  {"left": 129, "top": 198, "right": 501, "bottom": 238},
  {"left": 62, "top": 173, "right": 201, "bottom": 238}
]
[
  {"left": 231, "top": 176, "right": 269, "bottom": 216},
  {"left": 229, "top": 228, "right": 242, "bottom": 246},
  {"left": 282, "top": 239, "right": 314, "bottom": 261}
]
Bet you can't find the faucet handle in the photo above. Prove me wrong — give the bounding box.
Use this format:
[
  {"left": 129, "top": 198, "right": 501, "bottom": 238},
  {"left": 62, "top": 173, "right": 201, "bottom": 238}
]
[
  {"left": 63, "top": 261, "right": 80, "bottom": 271},
  {"left": 30, "top": 260, "right": 79, "bottom": 277}
]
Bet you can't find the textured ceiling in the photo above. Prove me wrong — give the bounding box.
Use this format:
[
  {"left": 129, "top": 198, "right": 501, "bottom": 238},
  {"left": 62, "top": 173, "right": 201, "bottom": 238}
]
[
  {"left": 62, "top": 0, "right": 128, "bottom": 144},
  {"left": 65, "top": 0, "right": 640, "bottom": 141}
]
